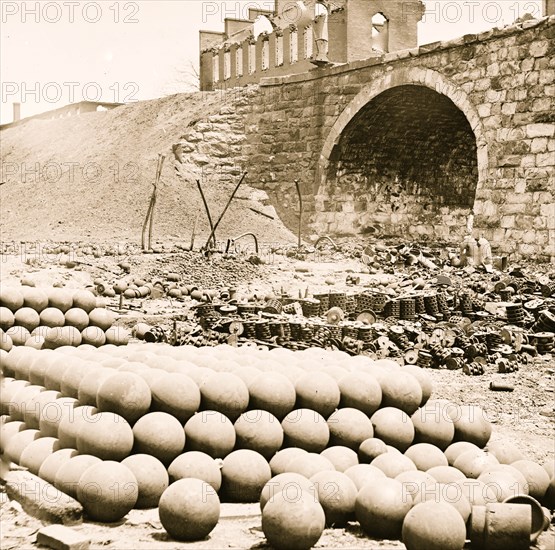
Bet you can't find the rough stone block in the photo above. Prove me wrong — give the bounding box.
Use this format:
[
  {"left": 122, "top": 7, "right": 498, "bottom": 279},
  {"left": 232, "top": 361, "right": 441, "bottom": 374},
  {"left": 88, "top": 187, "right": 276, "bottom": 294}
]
[
  {"left": 537, "top": 153, "right": 554, "bottom": 167},
  {"left": 529, "top": 40, "right": 549, "bottom": 57},
  {"left": 4, "top": 471, "right": 82, "bottom": 525},
  {"left": 531, "top": 137, "right": 549, "bottom": 153},
  {"left": 36, "top": 525, "right": 90, "bottom": 550},
  {"left": 500, "top": 215, "right": 516, "bottom": 228},
  {"left": 526, "top": 124, "right": 555, "bottom": 138}
]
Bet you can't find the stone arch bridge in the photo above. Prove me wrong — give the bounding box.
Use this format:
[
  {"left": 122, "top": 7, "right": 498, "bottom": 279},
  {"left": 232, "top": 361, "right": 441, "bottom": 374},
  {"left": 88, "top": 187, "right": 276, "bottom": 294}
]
[{"left": 180, "top": 16, "right": 554, "bottom": 259}]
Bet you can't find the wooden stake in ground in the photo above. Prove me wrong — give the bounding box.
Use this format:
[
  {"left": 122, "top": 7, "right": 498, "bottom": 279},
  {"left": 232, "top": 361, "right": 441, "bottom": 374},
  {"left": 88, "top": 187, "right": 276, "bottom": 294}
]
[
  {"left": 196, "top": 180, "right": 216, "bottom": 248},
  {"left": 141, "top": 154, "right": 165, "bottom": 251},
  {"left": 202, "top": 172, "right": 247, "bottom": 250},
  {"left": 295, "top": 179, "right": 303, "bottom": 250}
]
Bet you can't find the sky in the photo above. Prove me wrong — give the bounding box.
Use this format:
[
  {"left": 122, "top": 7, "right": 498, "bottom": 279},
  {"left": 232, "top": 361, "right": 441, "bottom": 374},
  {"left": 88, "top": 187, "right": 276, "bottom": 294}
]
[{"left": 0, "top": 0, "right": 544, "bottom": 124}]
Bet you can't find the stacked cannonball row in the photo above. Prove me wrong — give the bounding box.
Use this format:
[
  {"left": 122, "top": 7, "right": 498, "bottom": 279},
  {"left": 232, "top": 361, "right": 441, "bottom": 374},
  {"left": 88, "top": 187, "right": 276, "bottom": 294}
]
[
  {"left": 0, "top": 286, "right": 128, "bottom": 351},
  {"left": 0, "top": 344, "right": 553, "bottom": 549}
]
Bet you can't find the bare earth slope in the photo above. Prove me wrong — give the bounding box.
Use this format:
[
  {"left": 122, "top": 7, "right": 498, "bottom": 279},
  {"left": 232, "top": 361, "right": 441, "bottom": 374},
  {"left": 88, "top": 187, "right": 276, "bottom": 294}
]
[{"left": 0, "top": 92, "right": 296, "bottom": 246}]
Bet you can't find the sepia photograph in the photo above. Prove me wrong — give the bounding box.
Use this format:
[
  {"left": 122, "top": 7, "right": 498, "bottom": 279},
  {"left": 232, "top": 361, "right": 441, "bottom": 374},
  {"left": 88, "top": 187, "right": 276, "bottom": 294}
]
[{"left": 1, "top": 1, "right": 554, "bottom": 548}]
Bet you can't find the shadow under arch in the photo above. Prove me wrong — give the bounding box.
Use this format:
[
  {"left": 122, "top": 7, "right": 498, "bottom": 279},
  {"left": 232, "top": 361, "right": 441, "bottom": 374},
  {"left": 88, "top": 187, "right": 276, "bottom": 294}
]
[{"left": 314, "top": 67, "right": 489, "bottom": 239}]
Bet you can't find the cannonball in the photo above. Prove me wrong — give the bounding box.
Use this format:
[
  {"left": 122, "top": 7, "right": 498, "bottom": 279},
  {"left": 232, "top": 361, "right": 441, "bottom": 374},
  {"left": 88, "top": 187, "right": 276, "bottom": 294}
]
[
  {"left": 23, "top": 389, "right": 61, "bottom": 429},
  {"left": 295, "top": 372, "right": 340, "bottom": 418},
  {"left": 54, "top": 454, "right": 102, "bottom": 498},
  {"left": 184, "top": 410, "right": 236, "bottom": 459},
  {"left": 77, "top": 460, "right": 138, "bottom": 522},
  {"left": 287, "top": 453, "right": 336, "bottom": 479},
  {"left": 96, "top": 372, "right": 151, "bottom": 424},
  {"left": 199, "top": 372, "right": 249, "bottom": 421},
  {"left": 47, "top": 289, "right": 73, "bottom": 313},
  {"left": 260, "top": 472, "right": 317, "bottom": 511},
  {"left": 405, "top": 443, "right": 449, "bottom": 471},
  {"left": 151, "top": 373, "right": 200, "bottom": 423},
  {"left": 6, "top": 326, "right": 31, "bottom": 346},
  {"left": 320, "top": 446, "right": 358, "bottom": 473},
  {"left": 43, "top": 326, "right": 82, "bottom": 349},
  {"left": 0, "top": 307, "right": 15, "bottom": 331},
  {"left": 38, "top": 396, "right": 79, "bottom": 438},
  {"left": 80, "top": 326, "right": 106, "bottom": 347},
  {"left": 450, "top": 404, "right": 492, "bottom": 448},
  {"left": 0, "top": 328, "right": 13, "bottom": 352},
  {"left": 133, "top": 412, "right": 185, "bottom": 466},
  {"left": 0, "top": 287, "right": 24, "bottom": 312},
  {"left": 168, "top": 451, "right": 222, "bottom": 491},
  {"left": 338, "top": 372, "right": 382, "bottom": 416},
  {"left": 372, "top": 452, "right": 417, "bottom": 478},
  {"left": 234, "top": 410, "right": 284, "bottom": 460},
  {"left": 64, "top": 308, "right": 89, "bottom": 331},
  {"left": 511, "top": 459, "right": 551, "bottom": 500},
  {"left": 411, "top": 401, "right": 455, "bottom": 450},
  {"left": 402, "top": 365, "right": 433, "bottom": 406},
  {"left": 310, "top": 470, "right": 357, "bottom": 527},
  {"left": 327, "top": 408, "right": 374, "bottom": 450},
  {"left": 39, "top": 308, "right": 66, "bottom": 328},
  {"left": 427, "top": 465, "right": 466, "bottom": 484},
  {"left": 356, "top": 477, "right": 413, "bottom": 540},
  {"left": 19, "top": 436, "right": 59, "bottom": 474},
  {"left": 159, "top": 478, "right": 220, "bottom": 541},
  {"left": 4, "top": 429, "right": 41, "bottom": 464},
  {"left": 262, "top": 489, "right": 325, "bottom": 550},
  {"left": 395, "top": 470, "right": 438, "bottom": 505},
  {"left": 371, "top": 407, "right": 414, "bottom": 452},
  {"left": 402, "top": 501, "right": 466, "bottom": 550},
  {"left": 221, "top": 449, "right": 272, "bottom": 502},
  {"left": 38, "top": 447, "right": 78, "bottom": 484},
  {"left": 105, "top": 326, "right": 130, "bottom": 346},
  {"left": 282, "top": 408, "right": 329, "bottom": 453},
  {"left": 76, "top": 411, "right": 134, "bottom": 460},
  {"left": 88, "top": 308, "right": 115, "bottom": 331},
  {"left": 14, "top": 307, "right": 40, "bottom": 332},
  {"left": 485, "top": 440, "right": 525, "bottom": 464},
  {"left": 422, "top": 483, "right": 471, "bottom": 522},
  {"left": 444, "top": 441, "right": 481, "bottom": 466},
  {"left": 248, "top": 372, "right": 296, "bottom": 420},
  {"left": 344, "top": 463, "right": 386, "bottom": 491},
  {"left": 269, "top": 447, "right": 308, "bottom": 476},
  {"left": 72, "top": 290, "right": 97, "bottom": 313},
  {"left": 121, "top": 454, "right": 169, "bottom": 508},
  {"left": 375, "top": 369, "right": 423, "bottom": 416},
  {"left": 452, "top": 478, "right": 498, "bottom": 506},
  {"left": 60, "top": 360, "right": 93, "bottom": 399},
  {"left": 453, "top": 449, "right": 499, "bottom": 479},
  {"left": 77, "top": 367, "right": 114, "bottom": 407},
  {"left": 477, "top": 470, "right": 528, "bottom": 501},
  {"left": 358, "top": 437, "right": 389, "bottom": 463}
]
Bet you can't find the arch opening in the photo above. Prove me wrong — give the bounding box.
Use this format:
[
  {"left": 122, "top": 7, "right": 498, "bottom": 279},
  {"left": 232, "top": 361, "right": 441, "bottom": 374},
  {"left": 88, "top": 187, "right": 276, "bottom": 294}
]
[{"left": 320, "top": 85, "right": 479, "bottom": 240}]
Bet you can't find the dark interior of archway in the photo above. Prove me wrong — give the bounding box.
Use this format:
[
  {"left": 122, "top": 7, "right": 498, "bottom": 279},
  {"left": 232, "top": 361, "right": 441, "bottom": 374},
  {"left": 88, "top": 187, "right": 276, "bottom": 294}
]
[{"left": 327, "top": 85, "right": 478, "bottom": 221}]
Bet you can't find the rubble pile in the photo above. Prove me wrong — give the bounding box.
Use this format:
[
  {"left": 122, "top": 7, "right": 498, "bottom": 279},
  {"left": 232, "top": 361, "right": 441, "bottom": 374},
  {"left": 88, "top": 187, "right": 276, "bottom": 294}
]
[{"left": 137, "top": 267, "right": 555, "bottom": 379}]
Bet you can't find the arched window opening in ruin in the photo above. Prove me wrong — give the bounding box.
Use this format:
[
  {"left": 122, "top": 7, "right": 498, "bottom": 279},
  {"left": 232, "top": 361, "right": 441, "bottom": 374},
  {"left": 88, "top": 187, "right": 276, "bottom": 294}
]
[
  {"left": 212, "top": 54, "right": 220, "bottom": 82},
  {"left": 253, "top": 15, "right": 273, "bottom": 39},
  {"left": 224, "top": 50, "right": 231, "bottom": 80},
  {"left": 262, "top": 39, "right": 270, "bottom": 70},
  {"left": 304, "top": 25, "right": 313, "bottom": 58},
  {"left": 276, "top": 34, "right": 284, "bottom": 66},
  {"left": 371, "top": 13, "right": 389, "bottom": 53},
  {"left": 248, "top": 43, "right": 256, "bottom": 74},
  {"left": 236, "top": 47, "right": 244, "bottom": 76},
  {"left": 324, "top": 85, "right": 479, "bottom": 239},
  {"left": 290, "top": 29, "right": 299, "bottom": 63}
]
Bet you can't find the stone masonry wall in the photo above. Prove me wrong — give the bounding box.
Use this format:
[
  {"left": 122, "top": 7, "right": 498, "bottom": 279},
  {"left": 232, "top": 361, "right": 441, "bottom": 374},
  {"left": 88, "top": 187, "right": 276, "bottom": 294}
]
[
  {"left": 241, "top": 15, "right": 555, "bottom": 260},
  {"left": 180, "top": 16, "right": 554, "bottom": 260}
]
